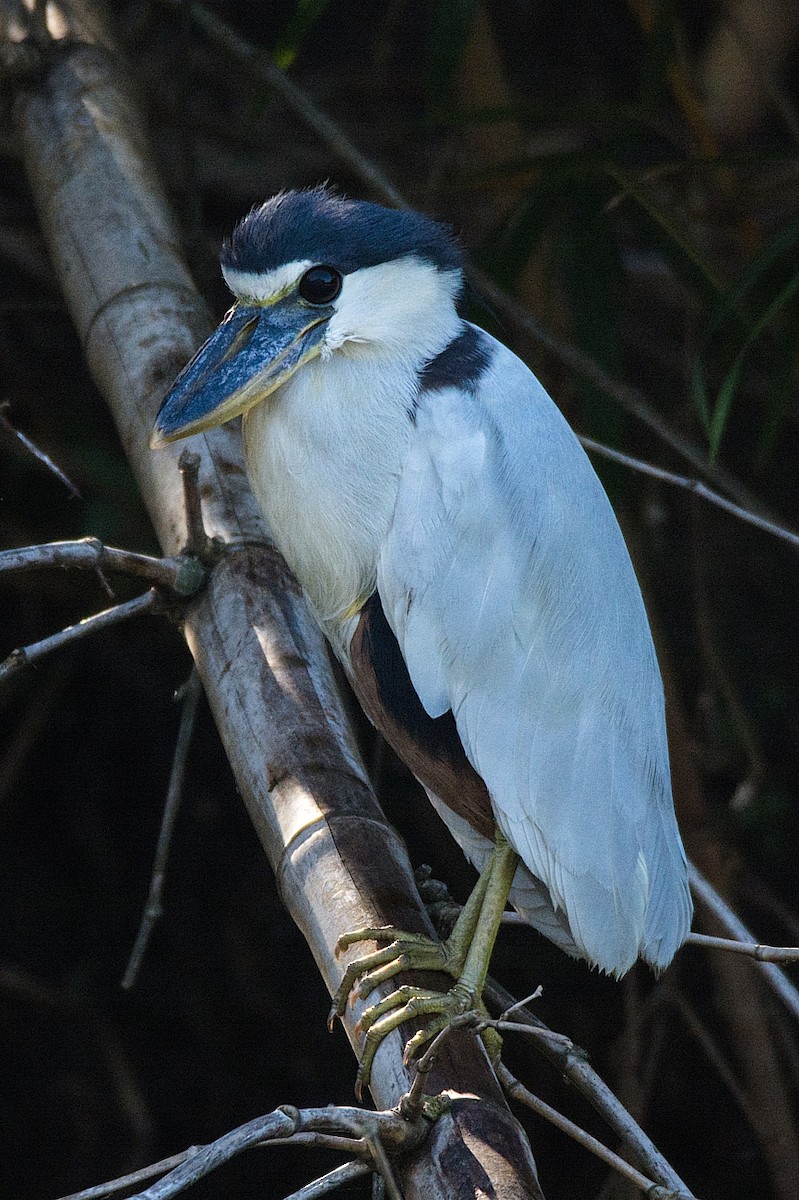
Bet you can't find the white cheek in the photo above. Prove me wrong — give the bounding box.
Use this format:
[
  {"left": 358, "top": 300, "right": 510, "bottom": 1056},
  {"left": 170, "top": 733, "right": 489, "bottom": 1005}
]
[{"left": 324, "top": 259, "right": 461, "bottom": 360}]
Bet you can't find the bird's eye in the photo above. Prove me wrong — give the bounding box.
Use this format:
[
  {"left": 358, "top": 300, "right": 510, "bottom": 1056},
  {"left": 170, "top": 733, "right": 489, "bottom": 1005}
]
[{"left": 298, "top": 265, "right": 342, "bottom": 306}]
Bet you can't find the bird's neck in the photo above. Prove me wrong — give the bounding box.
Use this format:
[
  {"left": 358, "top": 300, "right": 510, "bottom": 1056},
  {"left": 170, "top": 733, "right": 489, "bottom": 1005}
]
[{"left": 242, "top": 308, "right": 460, "bottom": 647}]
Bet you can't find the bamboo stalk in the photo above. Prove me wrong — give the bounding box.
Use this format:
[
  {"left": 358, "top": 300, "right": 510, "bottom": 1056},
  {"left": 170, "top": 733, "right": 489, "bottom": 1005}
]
[{"left": 2, "top": 2, "right": 542, "bottom": 1195}]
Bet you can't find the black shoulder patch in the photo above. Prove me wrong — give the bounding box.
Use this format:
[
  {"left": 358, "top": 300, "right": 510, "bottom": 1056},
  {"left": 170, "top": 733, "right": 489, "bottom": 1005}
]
[{"left": 418, "top": 324, "right": 491, "bottom": 396}]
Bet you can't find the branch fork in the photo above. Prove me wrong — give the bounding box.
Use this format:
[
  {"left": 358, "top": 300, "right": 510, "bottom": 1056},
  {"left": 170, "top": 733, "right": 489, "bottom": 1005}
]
[{"left": 0, "top": 456, "right": 217, "bottom": 684}]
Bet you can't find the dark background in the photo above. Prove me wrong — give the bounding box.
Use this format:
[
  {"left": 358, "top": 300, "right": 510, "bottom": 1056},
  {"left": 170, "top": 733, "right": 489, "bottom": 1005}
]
[{"left": 2, "top": 2, "right": 799, "bottom": 1198}]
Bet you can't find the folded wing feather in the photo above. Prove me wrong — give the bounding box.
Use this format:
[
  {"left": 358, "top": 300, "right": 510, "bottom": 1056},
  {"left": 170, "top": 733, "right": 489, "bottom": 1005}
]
[{"left": 378, "top": 327, "right": 692, "bottom": 975}]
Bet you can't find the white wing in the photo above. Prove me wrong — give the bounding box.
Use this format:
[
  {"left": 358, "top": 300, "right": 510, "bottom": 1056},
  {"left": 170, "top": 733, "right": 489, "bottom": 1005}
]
[{"left": 378, "top": 326, "right": 692, "bottom": 975}]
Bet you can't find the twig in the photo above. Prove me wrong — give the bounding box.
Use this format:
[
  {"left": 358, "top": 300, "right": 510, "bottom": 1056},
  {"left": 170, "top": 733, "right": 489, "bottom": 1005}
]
[
  {"left": 171, "top": 0, "right": 407, "bottom": 210},
  {"left": 0, "top": 538, "right": 206, "bottom": 595},
  {"left": 402, "top": 1004, "right": 577, "bottom": 1120},
  {"left": 0, "top": 402, "right": 80, "bottom": 497},
  {"left": 686, "top": 931, "right": 799, "bottom": 962},
  {"left": 56, "top": 1151, "right": 197, "bottom": 1200},
  {"left": 178, "top": 450, "right": 214, "bottom": 560},
  {"left": 689, "top": 863, "right": 799, "bottom": 1022},
  {"left": 56, "top": 1141, "right": 369, "bottom": 1200},
  {"left": 496, "top": 1063, "right": 696, "bottom": 1200},
  {"left": 579, "top": 435, "right": 799, "bottom": 553},
  {"left": 439, "top": 1008, "right": 568, "bottom": 1046},
  {"left": 282, "top": 1161, "right": 371, "bottom": 1200},
  {"left": 666, "top": 988, "right": 760, "bottom": 1131},
  {"left": 363, "top": 1134, "right": 403, "bottom": 1200},
  {"left": 499, "top": 988, "right": 543, "bottom": 1018},
  {"left": 266, "top": 1133, "right": 364, "bottom": 1154},
  {"left": 401, "top": 1025, "right": 456, "bottom": 1118},
  {"left": 483, "top": 978, "right": 692, "bottom": 1196},
  {"left": 130, "top": 1112, "right": 296, "bottom": 1200},
  {"left": 121, "top": 1104, "right": 428, "bottom": 1200},
  {"left": 122, "top": 669, "right": 204, "bottom": 989},
  {"left": 0, "top": 589, "right": 160, "bottom": 683}
]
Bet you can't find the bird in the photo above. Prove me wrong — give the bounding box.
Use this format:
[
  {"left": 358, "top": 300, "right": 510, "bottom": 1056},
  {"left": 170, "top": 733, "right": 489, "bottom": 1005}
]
[{"left": 152, "top": 185, "right": 693, "bottom": 1090}]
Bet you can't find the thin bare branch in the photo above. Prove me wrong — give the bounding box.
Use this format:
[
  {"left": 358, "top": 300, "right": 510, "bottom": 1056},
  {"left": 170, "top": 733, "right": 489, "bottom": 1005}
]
[
  {"left": 129, "top": 1111, "right": 296, "bottom": 1200},
  {"left": 0, "top": 589, "right": 160, "bottom": 683},
  {"left": 172, "top": 0, "right": 407, "bottom": 210},
  {"left": 122, "top": 669, "right": 204, "bottom": 989},
  {"left": 124, "top": 1104, "right": 428, "bottom": 1200},
  {"left": 56, "top": 1152, "right": 198, "bottom": 1200},
  {"left": 689, "top": 863, "right": 799, "bottom": 1022},
  {"left": 687, "top": 931, "right": 799, "bottom": 962},
  {"left": 496, "top": 1063, "right": 696, "bottom": 1200},
  {"left": 266, "top": 1133, "right": 364, "bottom": 1154},
  {"left": 666, "top": 988, "right": 760, "bottom": 1130},
  {"left": 0, "top": 537, "right": 206, "bottom": 594},
  {"left": 579, "top": 435, "right": 799, "bottom": 552},
  {"left": 0, "top": 402, "right": 80, "bottom": 496},
  {"left": 363, "top": 1134, "right": 404, "bottom": 1200},
  {"left": 57, "top": 1140, "right": 373, "bottom": 1200},
  {"left": 282, "top": 1161, "right": 372, "bottom": 1200},
  {"left": 429, "top": 1007, "right": 575, "bottom": 1050},
  {"left": 401, "top": 1025, "right": 459, "bottom": 1118},
  {"left": 403, "top": 1007, "right": 572, "bottom": 1119},
  {"left": 178, "top": 449, "right": 215, "bottom": 560},
  {"left": 499, "top": 988, "right": 543, "bottom": 1018},
  {"left": 483, "top": 978, "right": 692, "bottom": 1196}
]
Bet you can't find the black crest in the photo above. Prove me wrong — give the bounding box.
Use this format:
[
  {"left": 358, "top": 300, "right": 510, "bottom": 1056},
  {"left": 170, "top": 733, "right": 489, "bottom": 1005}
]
[{"left": 222, "top": 186, "right": 463, "bottom": 276}]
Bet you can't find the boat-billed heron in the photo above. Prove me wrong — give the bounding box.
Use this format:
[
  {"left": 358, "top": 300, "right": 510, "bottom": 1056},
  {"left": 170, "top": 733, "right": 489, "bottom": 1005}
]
[{"left": 152, "top": 187, "right": 692, "bottom": 1091}]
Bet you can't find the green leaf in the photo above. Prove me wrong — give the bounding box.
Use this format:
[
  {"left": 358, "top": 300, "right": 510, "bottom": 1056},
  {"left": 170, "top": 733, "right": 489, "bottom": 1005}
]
[
  {"left": 272, "top": 0, "right": 331, "bottom": 71},
  {"left": 606, "top": 164, "right": 727, "bottom": 307},
  {"left": 691, "top": 214, "right": 799, "bottom": 434},
  {"left": 708, "top": 264, "right": 799, "bottom": 459}
]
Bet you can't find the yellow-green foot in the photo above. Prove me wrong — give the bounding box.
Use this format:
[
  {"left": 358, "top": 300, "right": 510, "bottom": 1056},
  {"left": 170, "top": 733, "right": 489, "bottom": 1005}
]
[
  {"left": 328, "top": 925, "right": 466, "bottom": 1027},
  {"left": 329, "top": 833, "right": 519, "bottom": 1096},
  {"left": 354, "top": 980, "right": 501, "bottom": 1097}
]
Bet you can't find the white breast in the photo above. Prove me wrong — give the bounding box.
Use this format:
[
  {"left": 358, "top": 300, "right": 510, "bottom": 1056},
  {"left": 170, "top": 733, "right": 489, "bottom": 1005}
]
[{"left": 242, "top": 348, "right": 416, "bottom": 634}]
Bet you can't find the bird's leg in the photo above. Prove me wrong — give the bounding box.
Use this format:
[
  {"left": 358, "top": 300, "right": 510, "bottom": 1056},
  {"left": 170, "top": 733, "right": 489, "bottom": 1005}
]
[{"left": 330, "top": 832, "right": 519, "bottom": 1094}]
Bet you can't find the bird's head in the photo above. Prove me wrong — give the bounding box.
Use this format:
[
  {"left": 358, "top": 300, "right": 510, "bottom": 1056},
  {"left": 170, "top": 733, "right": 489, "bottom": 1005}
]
[{"left": 151, "top": 187, "right": 463, "bottom": 446}]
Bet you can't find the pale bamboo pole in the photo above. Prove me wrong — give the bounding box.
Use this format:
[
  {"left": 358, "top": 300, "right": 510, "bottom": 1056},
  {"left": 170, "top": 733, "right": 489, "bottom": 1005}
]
[{"left": 2, "top": 2, "right": 543, "bottom": 1195}]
